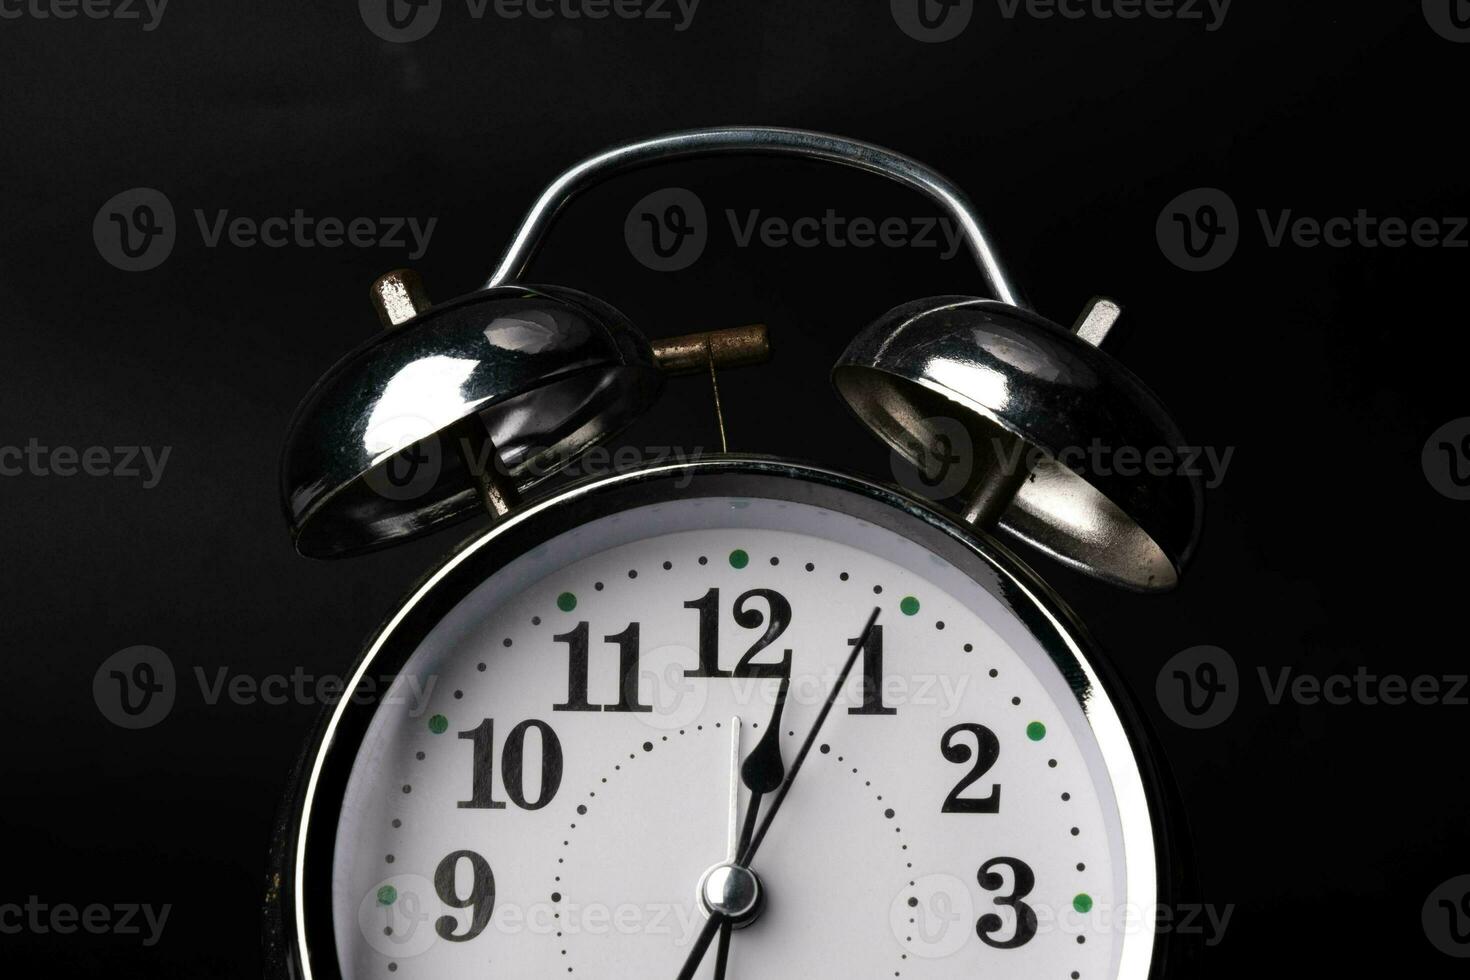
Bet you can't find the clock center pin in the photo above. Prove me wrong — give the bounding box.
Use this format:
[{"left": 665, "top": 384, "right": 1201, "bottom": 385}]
[{"left": 698, "top": 863, "right": 764, "bottom": 924}]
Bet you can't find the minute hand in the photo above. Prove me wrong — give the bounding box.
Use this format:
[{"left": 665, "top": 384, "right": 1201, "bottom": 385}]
[{"left": 737, "top": 605, "right": 882, "bottom": 865}]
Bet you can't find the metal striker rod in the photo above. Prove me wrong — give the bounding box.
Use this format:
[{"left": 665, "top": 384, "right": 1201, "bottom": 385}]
[
  {"left": 368, "top": 269, "right": 519, "bottom": 520},
  {"left": 958, "top": 297, "right": 1123, "bottom": 529},
  {"left": 708, "top": 352, "right": 729, "bottom": 453},
  {"left": 649, "top": 323, "right": 769, "bottom": 375},
  {"left": 651, "top": 324, "right": 769, "bottom": 454}
]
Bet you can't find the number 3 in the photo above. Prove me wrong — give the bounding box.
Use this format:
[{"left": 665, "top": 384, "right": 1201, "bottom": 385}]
[{"left": 975, "top": 856, "right": 1037, "bottom": 949}]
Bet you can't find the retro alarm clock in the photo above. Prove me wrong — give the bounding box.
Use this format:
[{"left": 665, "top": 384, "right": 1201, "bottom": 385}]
[{"left": 265, "top": 127, "right": 1201, "bottom": 980}]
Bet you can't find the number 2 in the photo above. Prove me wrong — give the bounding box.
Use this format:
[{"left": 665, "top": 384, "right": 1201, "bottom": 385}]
[{"left": 940, "top": 723, "right": 1000, "bottom": 813}]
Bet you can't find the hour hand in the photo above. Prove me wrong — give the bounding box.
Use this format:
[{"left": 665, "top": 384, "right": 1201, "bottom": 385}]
[{"left": 742, "top": 673, "right": 790, "bottom": 795}]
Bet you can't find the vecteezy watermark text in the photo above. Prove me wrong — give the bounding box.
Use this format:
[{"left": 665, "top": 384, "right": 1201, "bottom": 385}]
[
  {"left": 993, "top": 0, "right": 1231, "bottom": 31},
  {"left": 624, "top": 187, "right": 970, "bottom": 272},
  {"left": 631, "top": 655, "right": 974, "bottom": 732},
  {"left": 93, "top": 645, "right": 440, "bottom": 729},
  {"left": 895, "top": 874, "right": 1234, "bottom": 959},
  {"left": 361, "top": 878, "right": 712, "bottom": 957},
  {"left": 890, "top": 422, "right": 1234, "bottom": 503},
  {"left": 360, "top": 0, "right": 700, "bottom": 43},
  {"left": 0, "top": 0, "right": 167, "bottom": 30},
  {"left": 891, "top": 0, "right": 1230, "bottom": 42},
  {"left": 0, "top": 440, "right": 170, "bottom": 488},
  {"left": 996, "top": 438, "right": 1232, "bottom": 488},
  {"left": 94, "top": 187, "right": 437, "bottom": 271},
  {"left": 1156, "top": 645, "right": 1470, "bottom": 729},
  {"left": 366, "top": 434, "right": 710, "bottom": 504},
  {"left": 194, "top": 210, "right": 436, "bottom": 258},
  {"left": 1259, "top": 667, "right": 1469, "bottom": 708},
  {"left": 1158, "top": 187, "right": 1469, "bottom": 271},
  {"left": 0, "top": 897, "right": 170, "bottom": 946},
  {"left": 726, "top": 210, "right": 966, "bottom": 259},
  {"left": 194, "top": 667, "right": 438, "bottom": 714}
]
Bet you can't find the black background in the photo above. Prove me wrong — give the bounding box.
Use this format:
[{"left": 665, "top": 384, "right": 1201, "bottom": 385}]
[{"left": 1, "top": 1, "right": 1466, "bottom": 976}]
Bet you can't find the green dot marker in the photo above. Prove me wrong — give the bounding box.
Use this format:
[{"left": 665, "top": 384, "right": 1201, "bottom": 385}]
[
  {"left": 900, "top": 596, "right": 921, "bottom": 616},
  {"left": 377, "top": 885, "right": 398, "bottom": 906},
  {"left": 1073, "top": 893, "right": 1093, "bottom": 914},
  {"left": 1026, "top": 721, "right": 1047, "bottom": 742},
  {"left": 729, "top": 549, "right": 749, "bottom": 569},
  {"left": 557, "top": 591, "right": 577, "bottom": 612},
  {"left": 428, "top": 714, "right": 448, "bottom": 735}
]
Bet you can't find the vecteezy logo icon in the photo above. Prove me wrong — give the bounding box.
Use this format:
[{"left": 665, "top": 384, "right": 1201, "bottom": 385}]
[
  {"left": 364, "top": 434, "right": 445, "bottom": 503},
  {"left": 1156, "top": 645, "right": 1238, "bottom": 729},
  {"left": 1424, "top": 0, "right": 1470, "bottom": 42},
  {"left": 635, "top": 646, "right": 708, "bottom": 731},
  {"left": 624, "top": 188, "right": 708, "bottom": 272},
  {"left": 359, "top": 874, "right": 442, "bottom": 958},
  {"left": 93, "top": 188, "right": 176, "bottom": 272},
  {"left": 891, "top": 0, "right": 974, "bottom": 42},
  {"left": 1424, "top": 875, "right": 1470, "bottom": 957},
  {"left": 1156, "top": 187, "right": 1239, "bottom": 272},
  {"left": 360, "top": 0, "right": 442, "bottom": 43},
  {"left": 891, "top": 874, "right": 974, "bottom": 959},
  {"left": 1423, "top": 418, "right": 1470, "bottom": 500},
  {"left": 93, "top": 646, "right": 176, "bottom": 729},
  {"left": 890, "top": 416, "right": 974, "bottom": 502}
]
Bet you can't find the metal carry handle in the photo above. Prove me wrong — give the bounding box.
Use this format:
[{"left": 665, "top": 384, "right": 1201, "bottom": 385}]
[{"left": 484, "top": 126, "right": 1029, "bottom": 311}]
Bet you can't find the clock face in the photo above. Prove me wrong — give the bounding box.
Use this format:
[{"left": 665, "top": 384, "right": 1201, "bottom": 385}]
[{"left": 307, "top": 467, "right": 1158, "bottom": 980}]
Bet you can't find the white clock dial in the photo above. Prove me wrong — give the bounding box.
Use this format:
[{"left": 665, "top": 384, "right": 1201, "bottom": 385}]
[{"left": 319, "top": 482, "right": 1155, "bottom": 980}]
